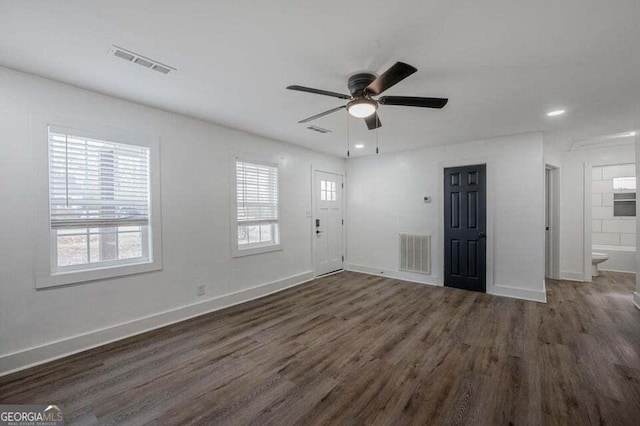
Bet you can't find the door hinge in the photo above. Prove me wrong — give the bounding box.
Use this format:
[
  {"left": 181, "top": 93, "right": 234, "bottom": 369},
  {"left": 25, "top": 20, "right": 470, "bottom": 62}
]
[
  {"left": 341, "top": 182, "right": 344, "bottom": 189},
  {"left": 342, "top": 255, "right": 344, "bottom": 262},
  {"left": 342, "top": 219, "right": 344, "bottom": 225}
]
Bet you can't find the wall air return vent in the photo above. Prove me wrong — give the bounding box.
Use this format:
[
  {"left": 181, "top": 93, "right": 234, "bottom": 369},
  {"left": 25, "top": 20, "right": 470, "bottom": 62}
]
[
  {"left": 109, "top": 46, "right": 176, "bottom": 75},
  {"left": 399, "top": 233, "right": 431, "bottom": 275},
  {"left": 307, "top": 125, "right": 332, "bottom": 134}
]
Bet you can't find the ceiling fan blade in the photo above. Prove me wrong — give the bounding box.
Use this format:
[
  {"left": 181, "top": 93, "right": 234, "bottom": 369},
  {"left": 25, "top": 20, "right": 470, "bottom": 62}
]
[
  {"left": 378, "top": 96, "right": 448, "bottom": 109},
  {"left": 298, "top": 105, "right": 346, "bottom": 123},
  {"left": 364, "top": 112, "right": 382, "bottom": 130},
  {"left": 287, "top": 85, "right": 352, "bottom": 100},
  {"left": 365, "top": 62, "right": 417, "bottom": 95}
]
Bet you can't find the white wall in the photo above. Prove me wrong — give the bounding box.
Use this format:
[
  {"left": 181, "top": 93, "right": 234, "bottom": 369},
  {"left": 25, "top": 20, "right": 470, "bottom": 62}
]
[
  {"left": 559, "top": 144, "right": 636, "bottom": 280},
  {"left": 0, "top": 67, "right": 344, "bottom": 374},
  {"left": 346, "top": 133, "right": 546, "bottom": 302},
  {"left": 543, "top": 135, "right": 562, "bottom": 168}
]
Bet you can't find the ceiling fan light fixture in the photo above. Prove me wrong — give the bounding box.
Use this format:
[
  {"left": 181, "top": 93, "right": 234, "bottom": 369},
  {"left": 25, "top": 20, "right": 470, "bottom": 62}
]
[{"left": 347, "top": 99, "right": 377, "bottom": 118}]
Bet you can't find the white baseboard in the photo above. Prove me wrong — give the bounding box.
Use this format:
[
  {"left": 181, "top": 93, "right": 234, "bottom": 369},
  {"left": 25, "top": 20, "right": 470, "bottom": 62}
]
[
  {"left": 0, "top": 271, "right": 314, "bottom": 377},
  {"left": 347, "top": 263, "right": 547, "bottom": 303},
  {"left": 490, "top": 284, "right": 547, "bottom": 303},
  {"left": 346, "top": 263, "right": 440, "bottom": 286},
  {"left": 633, "top": 292, "right": 640, "bottom": 311},
  {"left": 599, "top": 268, "right": 636, "bottom": 274},
  {"left": 560, "top": 271, "right": 586, "bottom": 282}
]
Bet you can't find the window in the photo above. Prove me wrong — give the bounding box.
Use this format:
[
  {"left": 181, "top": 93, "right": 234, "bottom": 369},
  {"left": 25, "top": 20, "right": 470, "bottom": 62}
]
[
  {"left": 234, "top": 160, "right": 280, "bottom": 256},
  {"left": 48, "top": 126, "right": 151, "bottom": 272},
  {"left": 320, "top": 180, "right": 337, "bottom": 201},
  {"left": 612, "top": 176, "right": 636, "bottom": 217},
  {"left": 613, "top": 176, "right": 636, "bottom": 191},
  {"left": 35, "top": 119, "right": 161, "bottom": 289}
]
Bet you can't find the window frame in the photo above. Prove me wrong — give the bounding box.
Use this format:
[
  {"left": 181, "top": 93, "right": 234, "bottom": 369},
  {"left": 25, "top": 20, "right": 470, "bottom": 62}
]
[
  {"left": 50, "top": 226, "right": 150, "bottom": 273},
  {"left": 34, "top": 115, "right": 163, "bottom": 289},
  {"left": 230, "top": 156, "right": 282, "bottom": 257}
]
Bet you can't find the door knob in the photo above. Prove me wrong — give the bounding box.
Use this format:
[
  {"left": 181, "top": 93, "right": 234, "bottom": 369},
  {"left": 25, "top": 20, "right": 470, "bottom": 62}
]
[
  {"left": 316, "top": 230, "right": 323, "bottom": 234},
  {"left": 478, "top": 232, "right": 486, "bottom": 238}
]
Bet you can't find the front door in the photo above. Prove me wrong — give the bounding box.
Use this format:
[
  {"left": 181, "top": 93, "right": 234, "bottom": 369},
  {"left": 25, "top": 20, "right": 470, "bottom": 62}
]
[
  {"left": 444, "top": 164, "right": 487, "bottom": 292},
  {"left": 314, "top": 171, "right": 344, "bottom": 276}
]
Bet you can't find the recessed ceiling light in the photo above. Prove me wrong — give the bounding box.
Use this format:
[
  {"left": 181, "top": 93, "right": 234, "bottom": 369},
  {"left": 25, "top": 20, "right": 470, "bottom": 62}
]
[
  {"left": 627, "top": 131, "right": 637, "bottom": 137},
  {"left": 546, "top": 109, "right": 565, "bottom": 117},
  {"left": 354, "top": 144, "right": 365, "bottom": 149}
]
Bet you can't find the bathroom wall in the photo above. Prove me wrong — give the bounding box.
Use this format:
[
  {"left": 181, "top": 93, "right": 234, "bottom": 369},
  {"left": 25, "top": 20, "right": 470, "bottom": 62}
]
[{"left": 592, "top": 163, "right": 636, "bottom": 247}]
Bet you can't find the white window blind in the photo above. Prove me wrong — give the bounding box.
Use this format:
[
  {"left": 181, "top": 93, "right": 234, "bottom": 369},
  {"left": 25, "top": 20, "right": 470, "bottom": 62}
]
[
  {"left": 48, "top": 126, "right": 150, "bottom": 230},
  {"left": 236, "top": 161, "right": 278, "bottom": 225}
]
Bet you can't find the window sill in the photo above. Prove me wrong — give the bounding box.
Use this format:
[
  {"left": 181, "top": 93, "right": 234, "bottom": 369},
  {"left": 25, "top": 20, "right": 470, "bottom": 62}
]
[
  {"left": 35, "top": 259, "right": 162, "bottom": 289},
  {"left": 232, "top": 244, "right": 282, "bottom": 258}
]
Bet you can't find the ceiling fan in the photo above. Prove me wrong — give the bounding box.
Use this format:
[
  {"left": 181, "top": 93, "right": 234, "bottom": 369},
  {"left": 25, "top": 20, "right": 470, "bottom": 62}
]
[{"left": 287, "top": 62, "right": 448, "bottom": 130}]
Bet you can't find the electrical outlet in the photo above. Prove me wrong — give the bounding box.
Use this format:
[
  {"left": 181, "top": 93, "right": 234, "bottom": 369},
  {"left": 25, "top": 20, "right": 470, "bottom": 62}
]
[{"left": 196, "top": 284, "right": 205, "bottom": 297}]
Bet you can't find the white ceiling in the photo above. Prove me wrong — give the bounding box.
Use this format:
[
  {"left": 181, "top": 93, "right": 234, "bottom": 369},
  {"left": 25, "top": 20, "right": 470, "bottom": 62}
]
[{"left": 1, "top": 0, "right": 639, "bottom": 157}]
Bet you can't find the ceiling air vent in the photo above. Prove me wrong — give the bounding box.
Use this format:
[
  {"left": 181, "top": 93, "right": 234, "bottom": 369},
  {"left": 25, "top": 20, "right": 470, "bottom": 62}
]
[
  {"left": 152, "top": 64, "right": 172, "bottom": 74},
  {"left": 109, "top": 46, "right": 176, "bottom": 75},
  {"left": 133, "top": 57, "right": 153, "bottom": 68},
  {"left": 307, "top": 125, "right": 332, "bottom": 134}
]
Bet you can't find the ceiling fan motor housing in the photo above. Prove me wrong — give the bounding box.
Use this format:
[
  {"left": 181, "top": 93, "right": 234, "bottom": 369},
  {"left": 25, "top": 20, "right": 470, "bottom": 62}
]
[{"left": 348, "top": 73, "right": 376, "bottom": 97}]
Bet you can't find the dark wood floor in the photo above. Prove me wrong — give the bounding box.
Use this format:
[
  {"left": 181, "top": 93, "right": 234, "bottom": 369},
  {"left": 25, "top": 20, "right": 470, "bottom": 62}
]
[{"left": 1, "top": 271, "right": 640, "bottom": 425}]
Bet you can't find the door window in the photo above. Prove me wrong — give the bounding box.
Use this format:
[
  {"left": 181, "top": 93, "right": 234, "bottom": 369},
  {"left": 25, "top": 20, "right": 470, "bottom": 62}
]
[{"left": 320, "top": 180, "right": 337, "bottom": 201}]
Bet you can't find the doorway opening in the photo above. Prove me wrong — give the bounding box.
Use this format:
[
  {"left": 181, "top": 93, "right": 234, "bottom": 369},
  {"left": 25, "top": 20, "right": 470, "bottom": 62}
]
[{"left": 586, "top": 162, "right": 636, "bottom": 280}]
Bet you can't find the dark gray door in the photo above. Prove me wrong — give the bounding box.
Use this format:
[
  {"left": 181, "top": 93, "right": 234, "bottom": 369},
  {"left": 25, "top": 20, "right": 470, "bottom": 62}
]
[{"left": 444, "top": 164, "right": 487, "bottom": 292}]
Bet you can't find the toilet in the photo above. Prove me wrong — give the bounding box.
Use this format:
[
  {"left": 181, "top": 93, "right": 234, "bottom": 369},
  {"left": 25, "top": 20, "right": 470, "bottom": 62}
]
[{"left": 591, "top": 252, "right": 609, "bottom": 277}]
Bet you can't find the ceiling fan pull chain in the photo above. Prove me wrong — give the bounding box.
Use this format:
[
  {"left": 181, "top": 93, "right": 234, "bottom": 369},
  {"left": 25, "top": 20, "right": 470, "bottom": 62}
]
[
  {"left": 346, "top": 110, "right": 350, "bottom": 157},
  {"left": 376, "top": 115, "right": 380, "bottom": 154}
]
